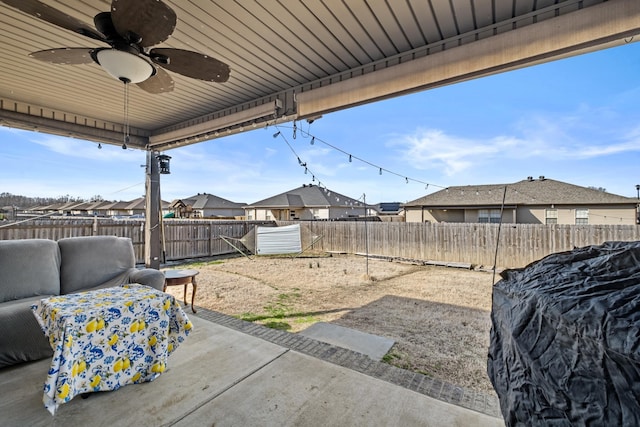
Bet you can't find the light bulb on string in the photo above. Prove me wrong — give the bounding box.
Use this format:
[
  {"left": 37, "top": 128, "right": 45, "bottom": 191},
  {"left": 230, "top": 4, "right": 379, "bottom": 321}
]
[
  {"left": 310, "top": 137, "right": 315, "bottom": 145},
  {"left": 273, "top": 131, "right": 280, "bottom": 138},
  {"left": 349, "top": 154, "right": 352, "bottom": 162}
]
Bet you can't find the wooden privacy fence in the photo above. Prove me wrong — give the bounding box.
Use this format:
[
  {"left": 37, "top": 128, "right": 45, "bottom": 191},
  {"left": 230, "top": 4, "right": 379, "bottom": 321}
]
[
  {"left": 2, "top": 218, "right": 640, "bottom": 268},
  {"left": 284, "top": 221, "right": 640, "bottom": 268},
  {"left": 0, "top": 218, "right": 273, "bottom": 264}
]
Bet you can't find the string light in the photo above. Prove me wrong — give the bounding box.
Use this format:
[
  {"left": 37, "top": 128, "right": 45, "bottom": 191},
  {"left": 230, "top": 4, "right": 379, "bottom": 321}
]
[
  {"left": 272, "top": 124, "right": 449, "bottom": 194},
  {"left": 273, "top": 123, "right": 446, "bottom": 190}
]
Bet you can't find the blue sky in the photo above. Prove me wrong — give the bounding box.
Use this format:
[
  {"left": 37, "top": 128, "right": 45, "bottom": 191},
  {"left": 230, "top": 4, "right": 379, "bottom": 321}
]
[{"left": 2, "top": 41, "right": 640, "bottom": 204}]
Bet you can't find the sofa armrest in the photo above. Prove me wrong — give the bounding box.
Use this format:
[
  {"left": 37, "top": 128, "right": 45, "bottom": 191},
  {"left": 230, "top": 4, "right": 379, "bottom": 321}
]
[{"left": 128, "top": 268, "right": 165, "bottom": 291}]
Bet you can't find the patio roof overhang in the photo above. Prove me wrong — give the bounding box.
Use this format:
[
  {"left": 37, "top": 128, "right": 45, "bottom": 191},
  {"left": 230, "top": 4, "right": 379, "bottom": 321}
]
[{"left": 1, "top": 0, "right": 639, "bottom": 152}]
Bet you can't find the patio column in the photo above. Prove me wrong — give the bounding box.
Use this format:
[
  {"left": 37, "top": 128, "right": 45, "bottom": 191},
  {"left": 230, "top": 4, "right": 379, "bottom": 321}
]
[{"left": 145, "top": 150, "right": 161, "bottom": 269}]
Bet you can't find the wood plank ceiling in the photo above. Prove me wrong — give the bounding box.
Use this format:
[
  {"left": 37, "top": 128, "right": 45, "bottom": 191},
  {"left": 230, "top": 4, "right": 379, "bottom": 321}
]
[{"left": 1, "top": 0, "right": 639, "bottom": 151}]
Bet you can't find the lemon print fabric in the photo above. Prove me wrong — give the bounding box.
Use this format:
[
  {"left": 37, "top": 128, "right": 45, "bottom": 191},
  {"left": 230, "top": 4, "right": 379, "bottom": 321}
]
[
  {"left": 56, "top": 382, "right": 70, "bottom": 401},
  {"left": 30, "top": 283, "right": 193, "bottom": 415}
]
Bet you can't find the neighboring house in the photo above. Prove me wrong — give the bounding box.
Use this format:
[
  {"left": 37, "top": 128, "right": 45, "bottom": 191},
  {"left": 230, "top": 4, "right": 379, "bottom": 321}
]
[
  {"left": 97, "top": 198, "right": 169, "bottom": 218},
  {"left": 372, "top": 202, "right": 405, "bottom": 222},
  {"left": 44, "top": 201, "right": 82, "bottom": 216},
  {"left": 61, "top": 200, "right": 110, "bottom": 216},
  {"left": 90, "top": 200, "right": 129, "bottom": 217},
  {"left": 244, "top": 184, "right": 366, "bottom": 221},
  {"left": 171, "top": 193, "right": 246, "bottom": 219},
  {"left": 26, "top": 198, "right": 170, "bottom": 218},
  {"left": 404, "top": 177, "right": 639, "bottom": 225}
]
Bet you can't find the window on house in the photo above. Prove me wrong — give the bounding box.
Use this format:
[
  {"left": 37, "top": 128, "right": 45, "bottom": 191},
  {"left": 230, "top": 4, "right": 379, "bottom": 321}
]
[
  {"left": 311, "top": 208, "right": 319, "bottom": 219},
  {"left": 546, "top": 209, "right": 558, "bottom": 225},
  {"left": 575, "top": 208, "right": 589, "bottom": 225},
  {"left": 478, "top": 209, "right": 502, "bottom": 223}
]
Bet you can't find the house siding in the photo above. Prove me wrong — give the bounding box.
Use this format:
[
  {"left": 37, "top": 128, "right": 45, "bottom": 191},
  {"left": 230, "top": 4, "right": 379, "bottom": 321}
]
[
  {"left": 199, "top": 208, "right": 245, "bottom": 218},
  {"left": 406, "top": 208, "right": 516, "bottom": 223},
  {"left": 406, "top": 204, "right": 636, "bottom": 225},
  {"left": 518, "top": 205, "right": 636, "bottom": 225}
]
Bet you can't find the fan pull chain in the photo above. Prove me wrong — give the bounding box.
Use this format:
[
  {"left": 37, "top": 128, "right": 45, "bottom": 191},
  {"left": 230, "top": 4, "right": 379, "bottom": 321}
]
[{"left": 122, "top": 81, "right": 130, "bottom": 149}]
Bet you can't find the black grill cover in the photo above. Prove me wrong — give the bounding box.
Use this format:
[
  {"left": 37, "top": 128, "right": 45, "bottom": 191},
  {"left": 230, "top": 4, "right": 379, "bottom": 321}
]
[{"left": 488, "top": 241, "right": 640, "bottom": 426}]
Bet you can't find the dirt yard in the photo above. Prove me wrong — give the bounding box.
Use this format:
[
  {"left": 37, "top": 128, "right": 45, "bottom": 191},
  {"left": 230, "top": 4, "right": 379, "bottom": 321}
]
[{"left": 164, "top": 253, "right": 497, "bottom": 394}]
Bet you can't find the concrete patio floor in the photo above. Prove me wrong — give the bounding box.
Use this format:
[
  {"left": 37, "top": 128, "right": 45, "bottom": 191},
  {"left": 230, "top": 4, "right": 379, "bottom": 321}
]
[{"left": 0, "top": 308, "right": 504, "bottom": 426}]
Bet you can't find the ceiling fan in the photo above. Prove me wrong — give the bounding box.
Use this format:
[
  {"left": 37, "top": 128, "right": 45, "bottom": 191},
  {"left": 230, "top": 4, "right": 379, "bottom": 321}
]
[{"left": 1, "top": 0, "right": 231, "bottom": 94}]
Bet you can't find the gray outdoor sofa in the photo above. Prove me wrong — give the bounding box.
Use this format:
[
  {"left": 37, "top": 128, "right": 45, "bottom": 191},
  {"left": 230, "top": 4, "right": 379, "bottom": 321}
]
[{"left": 0, "top": 236, "right": 165, "bottom": 368}]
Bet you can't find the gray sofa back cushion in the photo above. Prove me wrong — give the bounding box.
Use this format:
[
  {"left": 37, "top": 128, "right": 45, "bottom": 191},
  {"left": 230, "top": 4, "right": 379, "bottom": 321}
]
[
  {"left": 59, "top": 236, "right": 135, "bottom": 294},
  {"left": 0, "top": 239, "right": 60, "bottom": 302}
]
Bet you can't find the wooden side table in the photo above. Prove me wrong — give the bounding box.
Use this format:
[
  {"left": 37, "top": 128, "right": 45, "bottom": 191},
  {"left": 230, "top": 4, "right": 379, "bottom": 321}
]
[{"left": 163, "top": 269, "right": 199, "bottom": 313}]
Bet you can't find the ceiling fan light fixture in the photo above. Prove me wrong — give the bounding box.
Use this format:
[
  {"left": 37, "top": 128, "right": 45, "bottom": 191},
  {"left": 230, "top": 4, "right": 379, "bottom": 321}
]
[{"left": 95, "top": 49, "right": 154, "bottom": 84}]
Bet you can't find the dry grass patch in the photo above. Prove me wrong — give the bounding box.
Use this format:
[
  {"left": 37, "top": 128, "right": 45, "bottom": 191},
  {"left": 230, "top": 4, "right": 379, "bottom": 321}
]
[{"left": 164, "top": 253, "right": 495, "bottom": 393}]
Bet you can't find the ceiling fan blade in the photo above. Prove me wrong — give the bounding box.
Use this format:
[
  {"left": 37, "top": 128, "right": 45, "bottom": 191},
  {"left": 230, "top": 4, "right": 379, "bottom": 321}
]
[
  {"left": 110, "top": 0, "right": 176, "bottom": 48},
  {"left": 149, "top": 48, "right": 230, "bottom": 83},
  {"left": 29, "top": 48, "right": 95, "bottom": 65},
  {"left": 136, "top": 67, "right": 174, "bottom": 94},
  {"left": 1, "top": 0, "right": 105, "bottom": 42}
]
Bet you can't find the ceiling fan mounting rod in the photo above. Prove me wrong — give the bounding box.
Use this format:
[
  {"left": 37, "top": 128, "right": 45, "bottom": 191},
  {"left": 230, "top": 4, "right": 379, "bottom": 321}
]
[{"left": 122, "top": 81, "right": 130, "bottom": 149}]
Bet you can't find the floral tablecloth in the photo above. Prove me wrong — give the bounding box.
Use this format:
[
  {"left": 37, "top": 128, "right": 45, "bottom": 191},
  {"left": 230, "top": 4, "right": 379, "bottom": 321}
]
[{"left": 31, "top": 284, "right": 193, "bottom": 415}]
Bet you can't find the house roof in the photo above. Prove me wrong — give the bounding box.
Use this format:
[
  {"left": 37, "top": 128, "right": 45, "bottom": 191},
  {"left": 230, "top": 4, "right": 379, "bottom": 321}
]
[
  {"left": 246, "top": 184, "right": 365, "bottom": 209},
  {"left": 178, "top": 193, "right": 246, "bottom": 210},
  {"left": 96, "top": 200, "right": 125, "bottom": 210},
  {"left": 405, "top": 177, "right": 637, "bottom": 208},
  {"left": 374, "top": 202, "right": 404, "bottom": 214}
]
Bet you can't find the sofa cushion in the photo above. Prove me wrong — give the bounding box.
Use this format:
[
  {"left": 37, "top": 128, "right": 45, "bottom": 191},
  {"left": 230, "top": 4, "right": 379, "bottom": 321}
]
[
  {"left": 0, "top": 239, "right": 60, "bottom": 303},
  {"left": 59, "top": 236, "right": 135, "bottom": 294},
  {"left": 0, "top": 296, "right": 53, "bottom": 367}
]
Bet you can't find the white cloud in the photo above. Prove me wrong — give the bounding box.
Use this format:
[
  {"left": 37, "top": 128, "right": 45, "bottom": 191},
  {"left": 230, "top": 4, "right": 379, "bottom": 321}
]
[
  {"left": 393, "top": 115, "right": 640, "bottom": 176},
  {"left": 392, "top": 128, "right": 523, "bottom": 176}
]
